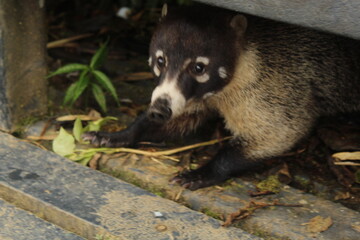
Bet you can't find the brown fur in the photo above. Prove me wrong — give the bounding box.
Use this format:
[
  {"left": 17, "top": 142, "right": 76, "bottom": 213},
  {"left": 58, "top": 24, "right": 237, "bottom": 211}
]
[{"left": 161, "top": 14, "right": 360, "bottom": 159}]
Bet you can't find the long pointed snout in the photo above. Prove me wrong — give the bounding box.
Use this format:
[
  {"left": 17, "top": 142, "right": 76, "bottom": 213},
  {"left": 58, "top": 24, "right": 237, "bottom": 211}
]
[{"left": 147, "top": 98, "right": 172, "bottom": 123}]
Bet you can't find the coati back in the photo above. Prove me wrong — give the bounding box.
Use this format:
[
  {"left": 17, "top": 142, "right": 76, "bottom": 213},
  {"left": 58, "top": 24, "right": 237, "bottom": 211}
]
[{"left": 84, "top": 5, "right": 360, "bottom": 190}]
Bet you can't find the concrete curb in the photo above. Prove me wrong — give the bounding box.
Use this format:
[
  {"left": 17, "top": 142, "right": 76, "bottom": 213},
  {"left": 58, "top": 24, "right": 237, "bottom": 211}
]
[
  {"left": 0, "top": 132, "right": 260, "bottom": 240},
  {"left": 0, "top": 198, "right": 84, "bottom": 240}
]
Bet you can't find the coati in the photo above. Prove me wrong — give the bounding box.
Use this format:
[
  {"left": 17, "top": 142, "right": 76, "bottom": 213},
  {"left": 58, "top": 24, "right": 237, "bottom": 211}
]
[{"left": 83, "top": 4, "right": 360, "bottom": 190}]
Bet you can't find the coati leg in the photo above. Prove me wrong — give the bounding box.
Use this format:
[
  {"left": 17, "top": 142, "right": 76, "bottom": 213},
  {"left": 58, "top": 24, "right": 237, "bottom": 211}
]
[
  {"left": 82, "top": 113, "right": 165, "bottom": 147},
  {"left": 172, "top": 141, "right": 261, "bottom": 191},
  {"left": 83, "top": 107, "right": 211, "bottom": 147}
]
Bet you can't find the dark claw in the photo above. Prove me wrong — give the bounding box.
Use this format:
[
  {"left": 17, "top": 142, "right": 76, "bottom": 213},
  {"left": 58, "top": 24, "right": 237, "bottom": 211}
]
[
  {"left": 82, "top": 132, "right": 101, "bottom": 146},
  {"left": 100, "top": 137, "right": 110, "bottom": 147},
  {"left": 170, "top": 170, "right": 211, "bottom": 191}
]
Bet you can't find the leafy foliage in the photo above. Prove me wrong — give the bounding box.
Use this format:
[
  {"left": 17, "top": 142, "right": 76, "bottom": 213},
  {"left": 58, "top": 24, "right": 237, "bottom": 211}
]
[
  {"left": 52, "top": 127, "right": 76, "bottom": 157},
  {"left": 52, "top": 117, "right": 117, "bottom": 165},
  {"left": 48, "top": 43, "right": 119, "bottom": 112}
]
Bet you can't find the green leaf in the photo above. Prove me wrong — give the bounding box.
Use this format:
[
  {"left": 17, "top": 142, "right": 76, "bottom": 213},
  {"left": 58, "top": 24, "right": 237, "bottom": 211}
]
[
  {"left": 93, "top": 70, "right": 119, "bottom": 103},
  {"left": 91, "top": 83, "right": 107, "bottom": 112},
  {"left": 73, "top": 118, "right": 83, "bottom": 142},
  {"left": 90, "top": 43, "right": 108, "bottom": 69},
  {"left": 71, "top": 70, "right": 90, "bottom": 105},
  {"left": 79, "top": 156, "right": 93, "bottom": 166},
  {"left": 83, "top": 116, "right": 118, "bottom": 132},
  {"left": 52, "top": 127, "right": 75, "bottom": 157},
  {"left": 63, "top": 82, "right": 78, "bottom": 106},
  {"left": 47, "top": 63, "right": 88, "bottom": 78},
  {"left": 63, "top": 69, "right": 90, "bottom": 106}
]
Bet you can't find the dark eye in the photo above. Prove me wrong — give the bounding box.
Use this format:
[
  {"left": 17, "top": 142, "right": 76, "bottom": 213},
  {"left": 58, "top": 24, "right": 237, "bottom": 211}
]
[
  {"left": 193, "top": 63, "right": 205, "bottom": 75},
  {"left": 157, "top": 56, "right": 165, "bottom": 68}
]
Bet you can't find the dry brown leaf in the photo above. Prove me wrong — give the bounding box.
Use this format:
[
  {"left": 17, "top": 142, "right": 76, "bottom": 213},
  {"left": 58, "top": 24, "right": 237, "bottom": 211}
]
[
  {"left": 334, "top": 191, "right": 351, "bottom": 201},
  {"left": 89, "top": 153, "right": 102, "bottom": 170},
  {"left": 56, "top": 114, "right": 100, "bottom": 122},
  {"left": 304, "top": 216, "right": 333, "bottom": 233},
  {"left": 351, "top": 222, "right": 360, "bottom": 233},
  {"left": 27, "top": 135, "right": 58, "bottom": 141},
  {"left": 332, "top": 152, "right": 360, "bottom": 161},
  {"left": 222, "top": 200, "right": 302, "bottom": 227}
]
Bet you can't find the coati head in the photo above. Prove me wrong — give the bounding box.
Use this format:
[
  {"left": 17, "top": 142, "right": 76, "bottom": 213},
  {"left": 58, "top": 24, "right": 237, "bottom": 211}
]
[{"left": 147, "top": 4, "right": 247, "bottom": 123}]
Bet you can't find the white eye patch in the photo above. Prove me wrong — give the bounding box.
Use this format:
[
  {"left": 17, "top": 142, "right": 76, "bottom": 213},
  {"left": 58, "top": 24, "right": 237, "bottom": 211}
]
[
  {"left": 193, "top": 56, "right": 210, "bottom": 83},
  {"left": 195, "top": 73, "right": 210, "bottom": 83},
  {"left": 196, "top": 56, "right": 210, "bottom": 65},
  {"left": 218, "top": 67, "right": 228, "bottom": 79},
  {"left": 148, "top": 56, "right": 152, "bottom": 66},
  {"left": 156, "top": 50, "right": 164, "bottom": 58},
  {"left": 153, "top": 50, "right": 165, "bottom": 77}
]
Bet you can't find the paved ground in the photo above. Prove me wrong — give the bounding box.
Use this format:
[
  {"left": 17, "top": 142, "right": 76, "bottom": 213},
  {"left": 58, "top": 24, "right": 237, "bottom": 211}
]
[
  {"left": 0, "top": 132, "right": 260, "bottom": 240},
  {"left": 99, "top": 150, "right": 360, "bottom": 240}
]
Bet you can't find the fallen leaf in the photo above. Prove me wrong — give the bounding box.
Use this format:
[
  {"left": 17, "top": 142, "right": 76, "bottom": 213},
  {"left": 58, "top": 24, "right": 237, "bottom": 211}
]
[
  {"left": 89, "top": 153, "right": 102, "bottom": 169},
  {"left": 223, "top": 200, "right": 302, "bottom": 227},
  {"left": 334, "top": 191, "right": 351, "bottom": 201},
  {"left": 52, "top": 127, "right": 75, "bottom": 157},
  {"left": 332, "top": 152, "right": 360, "bottom": 161},
  {"left": 304, "top": 216, "right": 333, "bottom": 233},
  {"left": 56, "top": 114, "right": 100, "bottom": 122},
  {"left": 73, "top": 118, "right": 83, "bottom": 142},
  {"left": 351, "top": 222, "right": 360, "bottom": 233}
]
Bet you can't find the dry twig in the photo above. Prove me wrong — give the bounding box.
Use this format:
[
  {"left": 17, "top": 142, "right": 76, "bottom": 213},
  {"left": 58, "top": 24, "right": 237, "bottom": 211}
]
[
  {"left": 78, "top": 136, "right": 232, "bottom": 157},
  {"left": 222, "top": 200, "right": 302, "bottom": 227},
  {"left": 47, "top": 33, "right": 93, "bottom": 48}
]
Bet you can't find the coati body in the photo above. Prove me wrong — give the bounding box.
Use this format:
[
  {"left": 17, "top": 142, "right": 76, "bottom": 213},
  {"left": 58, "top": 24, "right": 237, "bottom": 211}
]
[{"left": 84, "top": 5, "right": 360, "bottom": 190}]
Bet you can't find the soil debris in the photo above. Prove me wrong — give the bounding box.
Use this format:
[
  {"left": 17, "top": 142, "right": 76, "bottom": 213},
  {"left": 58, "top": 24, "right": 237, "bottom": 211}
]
[
  {"left": 222, "top": 200, "right": 302, "bottom": 227},
  {"left": 302, "top": 216, "right": 333, "bottom": 233}
]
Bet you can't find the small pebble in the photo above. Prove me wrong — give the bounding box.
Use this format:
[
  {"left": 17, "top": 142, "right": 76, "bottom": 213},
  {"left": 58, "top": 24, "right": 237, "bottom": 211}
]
[
  {"left": 155, "top": 224, "right": 167, "bottom": 232},
  {"left": 153, "top": 211, "right": 164, "bottom": 218}
]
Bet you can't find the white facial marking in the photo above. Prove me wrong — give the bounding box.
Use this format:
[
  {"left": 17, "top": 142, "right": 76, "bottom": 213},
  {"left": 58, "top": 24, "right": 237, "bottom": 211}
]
[
  {"left": 203, "top": 92, "right": 215, "bottom": 99},
  {"left": 153, "top": 50, "right": 164, "bottom": 77},
  {"left": 156, "top": 50, "right": 163, "bottom": 58},
  {"left": 196, "top": 56, "right": 210, "bottom": 65},
  {"left": 148, "top": 56, "right": 152, "bottom": 66},
  {"left": 151, "top": 74, "right": 186, "bottom": 117},
  {"left": 218, "top": 67, "right": 227, "bottom": 79},
  {"left": 195, "top": 73, "right": 210, "bottom": 83},
  {"left": 153, "top": 66, "right": 161, "bottom": 77}
]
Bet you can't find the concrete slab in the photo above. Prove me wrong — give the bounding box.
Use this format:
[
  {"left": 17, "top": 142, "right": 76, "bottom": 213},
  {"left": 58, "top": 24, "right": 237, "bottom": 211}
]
[
  {"left": 0, "top": 198, "right": 83, "bottom": 240},
  {"left": 100, "top": 149, "right": 360, "bottom": 239},
  {"left": 0, "top": 132, "right": 260, "bottom": 240},
  {"left": 197, "top": 0, "right": 360, "bottom": 39}
]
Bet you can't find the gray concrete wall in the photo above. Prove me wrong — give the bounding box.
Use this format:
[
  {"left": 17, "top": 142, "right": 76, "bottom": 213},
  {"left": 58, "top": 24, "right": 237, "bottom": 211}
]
[
  {"left": 0, "top": 0, "right": 47, "bottom": 130},
  {"left": 197, "top": 0, "right": 360, "bottom": 39}
]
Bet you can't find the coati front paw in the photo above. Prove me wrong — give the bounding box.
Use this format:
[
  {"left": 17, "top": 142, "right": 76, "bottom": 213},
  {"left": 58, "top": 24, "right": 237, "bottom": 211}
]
[
  {"left": 171, "top": 169, "right": 226, "bottom": 191},
  {"left": 82, "top": 131, "right": 133, "bottom": 147}
]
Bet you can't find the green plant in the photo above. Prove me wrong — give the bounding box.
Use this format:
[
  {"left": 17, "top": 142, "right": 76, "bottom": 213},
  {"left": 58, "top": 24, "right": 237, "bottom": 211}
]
[
  {"left": 52, "top": 116, "right": 117, "bottom": 165},
  {"left": 48, "top": 43, "right": 119, "bottom": 112}
]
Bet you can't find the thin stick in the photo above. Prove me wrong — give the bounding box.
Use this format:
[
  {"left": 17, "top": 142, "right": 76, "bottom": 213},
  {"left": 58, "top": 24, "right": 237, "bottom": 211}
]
[
  {"left": 78, "top": 136, "right": 232, "bottom": 157},
  {"left": 47, "top": 33, "right": 93, "bottom": 48},
  {"left": 222, "top": 200, "right": 302, "bottom": 227}
]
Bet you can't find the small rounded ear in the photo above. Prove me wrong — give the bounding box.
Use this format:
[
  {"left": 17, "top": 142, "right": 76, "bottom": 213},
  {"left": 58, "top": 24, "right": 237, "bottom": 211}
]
[
  {"left": 230, "top": 14, "right": 247, "bottom": 35},
  {"left": 161, "top": 4, "right": 168, "bottom": 18}
]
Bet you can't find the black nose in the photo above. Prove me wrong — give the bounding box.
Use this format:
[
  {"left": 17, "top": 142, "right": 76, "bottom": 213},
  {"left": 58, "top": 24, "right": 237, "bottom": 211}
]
[{"left": 147, "top": 98, "right": 172, "bottom": 123}]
